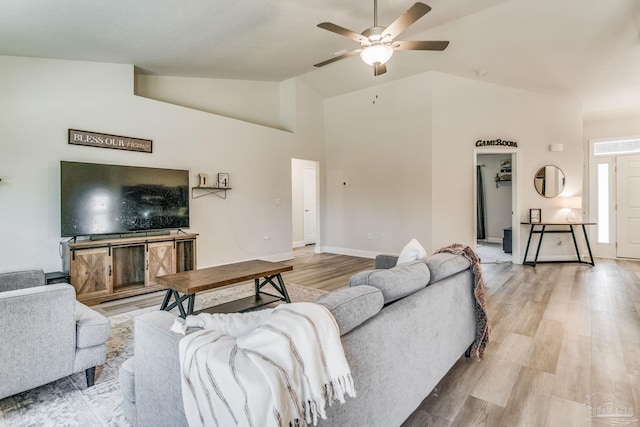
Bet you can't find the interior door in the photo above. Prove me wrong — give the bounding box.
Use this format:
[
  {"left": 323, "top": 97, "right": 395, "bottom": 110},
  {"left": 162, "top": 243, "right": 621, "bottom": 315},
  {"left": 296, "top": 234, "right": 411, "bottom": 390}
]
[
  {"left": 617, "top": 154, "right": 640, "bottom": 259},
  {"left": 303, "top": 166, "right": 317, "bottom": 245}
]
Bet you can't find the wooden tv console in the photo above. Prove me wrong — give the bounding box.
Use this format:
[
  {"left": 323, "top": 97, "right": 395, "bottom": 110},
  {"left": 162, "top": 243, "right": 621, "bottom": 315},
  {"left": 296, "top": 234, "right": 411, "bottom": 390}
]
[{"left": 63, "top": 233, "right": 198, "bottom": 305}]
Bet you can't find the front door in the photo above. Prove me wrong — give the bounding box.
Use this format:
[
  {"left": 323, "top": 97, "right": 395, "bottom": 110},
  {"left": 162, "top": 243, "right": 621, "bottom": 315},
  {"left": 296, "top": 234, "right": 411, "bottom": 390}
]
[{"left": 617, "top": 154, "right": 640, "bottom": 259}]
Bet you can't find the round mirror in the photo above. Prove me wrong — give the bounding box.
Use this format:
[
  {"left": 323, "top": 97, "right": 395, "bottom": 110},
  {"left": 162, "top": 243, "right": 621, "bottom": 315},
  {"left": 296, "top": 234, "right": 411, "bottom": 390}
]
[{"left": 534, "top": 165, "right": 565, "bottom": 198}]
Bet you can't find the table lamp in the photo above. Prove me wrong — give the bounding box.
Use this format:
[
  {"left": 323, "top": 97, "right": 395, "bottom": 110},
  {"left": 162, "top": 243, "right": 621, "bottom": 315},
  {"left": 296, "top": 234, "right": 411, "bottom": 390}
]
[{"left": 563, "top": 196, "right": 582, "bottom": 223}]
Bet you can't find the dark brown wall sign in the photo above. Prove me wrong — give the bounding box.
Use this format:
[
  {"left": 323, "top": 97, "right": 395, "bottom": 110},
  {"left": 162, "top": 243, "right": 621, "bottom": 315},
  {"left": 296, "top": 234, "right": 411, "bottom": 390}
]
[{"left": 68, "top": 129, "right": 153, "bottom": 153}]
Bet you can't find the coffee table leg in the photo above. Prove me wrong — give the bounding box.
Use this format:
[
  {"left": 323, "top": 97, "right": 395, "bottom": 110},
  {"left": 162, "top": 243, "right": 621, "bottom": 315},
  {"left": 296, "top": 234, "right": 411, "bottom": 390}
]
[
  {"left": 160, "top": 290, "right": 194, "bottom": 318},
  {"left": 160, "top": 289, "right": 172, "bottom": 310},
  {"left": 187, "top": 294, "right": 195, "bottom": 315},
  {"left": 256, "top": 274, "right": 291, "bottom": 303},
  {"left": 275, "top": 274, "right": 291, "bottom": 303}
]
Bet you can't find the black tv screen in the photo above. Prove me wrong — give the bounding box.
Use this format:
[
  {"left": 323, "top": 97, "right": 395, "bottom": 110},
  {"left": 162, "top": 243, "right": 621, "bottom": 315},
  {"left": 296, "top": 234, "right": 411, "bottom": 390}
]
[{"left": 60, "top": 161, "right": 190, "bottom": 237}]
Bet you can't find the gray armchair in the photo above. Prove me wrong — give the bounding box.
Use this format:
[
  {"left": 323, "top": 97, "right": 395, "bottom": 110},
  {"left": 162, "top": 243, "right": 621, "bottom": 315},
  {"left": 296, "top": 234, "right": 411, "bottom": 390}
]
[{"left": 0, "top": 269, "right": 111, "bottom": 400}]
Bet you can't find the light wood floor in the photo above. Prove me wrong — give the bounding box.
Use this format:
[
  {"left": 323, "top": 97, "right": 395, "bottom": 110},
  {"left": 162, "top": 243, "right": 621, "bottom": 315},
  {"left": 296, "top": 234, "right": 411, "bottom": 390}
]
[
  {"left": 93, "top": 245, "right": 374, "bottom": 316},
  {"left": 404, "top": 257, "right": 640, "bottom": 427},
  {"left": 95, "top": 247, "right": 640, "bottom": 426}
]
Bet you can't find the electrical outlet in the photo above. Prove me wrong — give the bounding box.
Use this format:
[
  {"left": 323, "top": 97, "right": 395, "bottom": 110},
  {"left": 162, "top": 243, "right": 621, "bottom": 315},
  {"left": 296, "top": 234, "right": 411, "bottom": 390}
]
[{"left": 556, "top": 237, "right": 562, "bottom": 246}]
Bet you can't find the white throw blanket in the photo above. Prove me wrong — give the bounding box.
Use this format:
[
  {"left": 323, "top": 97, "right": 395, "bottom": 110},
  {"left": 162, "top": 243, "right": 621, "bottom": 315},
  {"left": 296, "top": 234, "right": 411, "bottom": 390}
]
[{"left": 178, "top": 303, "right": 356, "bottom": 427}]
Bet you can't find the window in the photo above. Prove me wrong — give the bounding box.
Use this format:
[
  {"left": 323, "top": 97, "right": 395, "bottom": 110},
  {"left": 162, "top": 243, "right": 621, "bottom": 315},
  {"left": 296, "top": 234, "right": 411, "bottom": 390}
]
[
  {"left": 594, "top": 138, "right": 640, "bottom": 156},
  {"left": 597, "top": 163, "right": 610, "bottom": 244}
]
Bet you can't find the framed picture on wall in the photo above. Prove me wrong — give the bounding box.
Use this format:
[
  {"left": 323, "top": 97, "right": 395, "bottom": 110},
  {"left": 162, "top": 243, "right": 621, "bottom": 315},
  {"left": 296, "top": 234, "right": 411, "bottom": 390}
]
[
  {"left": 529, "top": 209, "right": 541, "bottom": 223},
  {"left": 218, "top": 173, "right": 229, "bottom": 188}
]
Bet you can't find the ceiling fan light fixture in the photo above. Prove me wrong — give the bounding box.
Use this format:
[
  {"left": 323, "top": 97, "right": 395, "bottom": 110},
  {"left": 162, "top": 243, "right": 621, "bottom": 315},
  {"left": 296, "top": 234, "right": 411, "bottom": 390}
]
[{"left": 360, "top": 44, "right": 394, "bottom": 66}]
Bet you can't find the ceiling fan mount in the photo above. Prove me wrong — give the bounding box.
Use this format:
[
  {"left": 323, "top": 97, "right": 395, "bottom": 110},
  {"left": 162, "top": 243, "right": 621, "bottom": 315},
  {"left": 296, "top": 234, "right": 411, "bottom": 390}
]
[{"left": 314, "top": 1, "right": 449, "bottom": 76}]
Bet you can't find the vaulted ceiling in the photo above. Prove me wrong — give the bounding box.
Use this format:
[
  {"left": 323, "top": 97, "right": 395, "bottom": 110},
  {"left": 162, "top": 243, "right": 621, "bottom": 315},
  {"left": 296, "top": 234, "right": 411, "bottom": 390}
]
[{"left": 2, "top": 0, "right": 639, "bottom": 118}]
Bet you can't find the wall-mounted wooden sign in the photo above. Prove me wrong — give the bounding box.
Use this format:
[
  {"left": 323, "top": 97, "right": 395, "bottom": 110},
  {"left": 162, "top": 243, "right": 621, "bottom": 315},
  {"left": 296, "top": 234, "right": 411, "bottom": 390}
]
[
  {"left": 475, "top": 138, "right": 518, "bottom": 148},
  {"left": 68, "top": 129, "right": 152, "bottom": 153}
]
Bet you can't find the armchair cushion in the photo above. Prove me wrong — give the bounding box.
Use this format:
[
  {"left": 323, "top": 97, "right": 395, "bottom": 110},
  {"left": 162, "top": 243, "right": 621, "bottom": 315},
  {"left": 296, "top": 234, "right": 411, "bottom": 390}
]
[
  {"left": 0, "top": 269, "right": 45, "bottom": 292},
  {"left": 75, "top": 302, "right": 111, "bottom": 349}
]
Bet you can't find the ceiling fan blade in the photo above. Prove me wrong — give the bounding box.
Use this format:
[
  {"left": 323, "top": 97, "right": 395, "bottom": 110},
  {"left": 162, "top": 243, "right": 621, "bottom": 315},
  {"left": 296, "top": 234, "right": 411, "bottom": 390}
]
[
  {"left": 317, "top": 22, "right": 368, "bottom": 43},
  {"left": 383, "top": 2, "right": 431, "bottom": 40},
  {"left": 373, "top": 63, "right": 387, "bottom": 76},
  {"left": 394, "top": 40, "right": 449, "bottom": 51},
  {"left": 314, "top": 50, "right": 361, "bottom": 68}
]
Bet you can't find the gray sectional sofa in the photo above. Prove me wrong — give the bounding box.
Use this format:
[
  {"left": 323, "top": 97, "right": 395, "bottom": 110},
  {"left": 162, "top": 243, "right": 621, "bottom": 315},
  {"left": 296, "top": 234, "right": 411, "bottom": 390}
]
[{"left": 120, "top": 252, "right": 477, "bottom": 427}]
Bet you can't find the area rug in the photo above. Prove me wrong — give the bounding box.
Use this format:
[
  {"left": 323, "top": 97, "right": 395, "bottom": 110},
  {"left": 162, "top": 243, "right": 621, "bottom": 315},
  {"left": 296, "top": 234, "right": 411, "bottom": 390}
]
[
  {"left": 476, "top": 242, "right": 513, "bottom": 264},
  {"left": 0, "top": 283, "right": 327, "bottom": 427}
]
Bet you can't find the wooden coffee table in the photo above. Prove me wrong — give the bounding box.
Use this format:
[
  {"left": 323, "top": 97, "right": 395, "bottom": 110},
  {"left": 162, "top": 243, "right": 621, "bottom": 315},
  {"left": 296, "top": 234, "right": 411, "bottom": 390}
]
[{"left": 156, "top": 260, "right": 293, "bottom": 318}]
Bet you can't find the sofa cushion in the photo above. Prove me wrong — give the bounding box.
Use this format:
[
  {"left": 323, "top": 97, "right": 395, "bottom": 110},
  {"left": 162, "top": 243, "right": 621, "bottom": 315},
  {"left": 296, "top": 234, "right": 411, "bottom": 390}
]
[
  {"left": 75, "top": 302, "right": 111, "bottom": 349},
  {"left": 315, "top": 285, "right": 383, "bottom": 335},
  {"left": 349, "top": 261, "right": 430, "bottom": 304},
  {"left": 425, "top": 253, "right": 471, "bottom": 283},
  {"left": 396, "top": 239, "right": 427, "bottom": 265}
]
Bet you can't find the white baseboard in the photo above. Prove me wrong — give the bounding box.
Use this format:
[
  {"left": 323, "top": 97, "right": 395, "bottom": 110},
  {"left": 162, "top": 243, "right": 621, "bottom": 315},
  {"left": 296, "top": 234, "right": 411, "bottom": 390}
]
[
  {"left": 292, "top": 240, "right": 306, "bottom": 248},
  {"left": 523, "top": 254, "right": 589, "bottom": 263},
  {"left": 318, "top": 246, "right": 379, "bottom": 259},
  {"left": 487, "top": 237, "right": 503, "bottom": 244}
]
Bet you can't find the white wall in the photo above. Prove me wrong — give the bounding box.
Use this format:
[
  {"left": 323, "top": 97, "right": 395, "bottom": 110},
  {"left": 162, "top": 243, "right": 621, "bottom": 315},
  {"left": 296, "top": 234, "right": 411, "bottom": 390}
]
[
  {"left": 0, "top": 56, "right": 325, "bottom": 272},
  {"left": 584, "top": 113, "right": 640, "bottom": 141},
  {"left": 0, "top": 54, "right": 588, "bottom": 272},
  {"left": 323, "top": 74, "right": 433, "bottom": 258},
  {"left": 430, "top": 73, "right": 583, "bottom": 258},
  {"left": 322, "top": 71, "right": 584, "bottom": 260},
  {"left": 135, "top": 75, "right": 283, "bottom": 130}
]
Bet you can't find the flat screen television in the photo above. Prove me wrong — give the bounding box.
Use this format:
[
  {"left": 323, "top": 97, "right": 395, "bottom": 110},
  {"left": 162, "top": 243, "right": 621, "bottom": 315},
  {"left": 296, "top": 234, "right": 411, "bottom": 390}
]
[{"left": 60, "top": 161, "right": 190, "bottom": 237}]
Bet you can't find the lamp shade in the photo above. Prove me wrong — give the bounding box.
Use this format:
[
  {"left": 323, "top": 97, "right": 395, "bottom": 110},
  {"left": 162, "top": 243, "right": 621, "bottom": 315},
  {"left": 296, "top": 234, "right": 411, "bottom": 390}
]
[
  {"left": 360, "top": 44, "right": 394, "bottom": 66},
  {"left": 562, "top": 196, "right": 582, "bottom": 210}
]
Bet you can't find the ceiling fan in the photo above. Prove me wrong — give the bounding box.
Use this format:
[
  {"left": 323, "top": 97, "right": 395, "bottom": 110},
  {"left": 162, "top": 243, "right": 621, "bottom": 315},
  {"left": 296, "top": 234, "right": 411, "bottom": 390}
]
[{"left": 314, "top": 1, "right": 449, "bottom": 76}]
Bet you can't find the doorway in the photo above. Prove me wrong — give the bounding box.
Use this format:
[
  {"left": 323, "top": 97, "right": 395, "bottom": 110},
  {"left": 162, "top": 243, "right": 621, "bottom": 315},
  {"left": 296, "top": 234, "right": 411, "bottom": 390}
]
[
  {"left": 590, "top": 138, "right": 640, "bottom": 259},
  {"left": 291, "top": 159, "right": 319, "bottom": 250},
  {"left": 475, "top": 151, "right": 517, "bottom": 264}
]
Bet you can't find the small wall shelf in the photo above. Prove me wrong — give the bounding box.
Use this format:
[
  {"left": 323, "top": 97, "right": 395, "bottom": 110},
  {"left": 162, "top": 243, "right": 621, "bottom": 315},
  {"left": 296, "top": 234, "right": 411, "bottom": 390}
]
[
  {"left": 191, "top": 186, "right": 232, "bottom": 199},
  {"left": 495, "top": 173, "right": 511, "bottom": 188}
]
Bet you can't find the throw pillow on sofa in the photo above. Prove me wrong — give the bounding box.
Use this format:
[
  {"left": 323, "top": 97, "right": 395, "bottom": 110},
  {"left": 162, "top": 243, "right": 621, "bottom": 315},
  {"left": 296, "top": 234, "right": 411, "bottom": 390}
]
[
  {"left": 396, "top": 239, "right": 427, "bottom": 264},
  {"left": 349, "top": 261, "right": 431, "bottom": 304}
]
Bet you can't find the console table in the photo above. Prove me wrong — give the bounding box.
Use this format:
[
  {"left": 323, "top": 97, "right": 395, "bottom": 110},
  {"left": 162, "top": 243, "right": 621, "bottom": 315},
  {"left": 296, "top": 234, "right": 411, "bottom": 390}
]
[{"left": 521, "top": 222, "right": 595, "bottom": 267}]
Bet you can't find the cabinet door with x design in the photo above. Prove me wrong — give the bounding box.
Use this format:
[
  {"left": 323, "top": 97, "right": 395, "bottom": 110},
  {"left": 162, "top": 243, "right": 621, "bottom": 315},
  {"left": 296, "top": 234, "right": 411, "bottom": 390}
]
[
  {"left": 146, "top": 241, "right": 176, "bottom": 287},
  {"left": 69, "top": 247, "right": 112, "bottom": 298}
]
